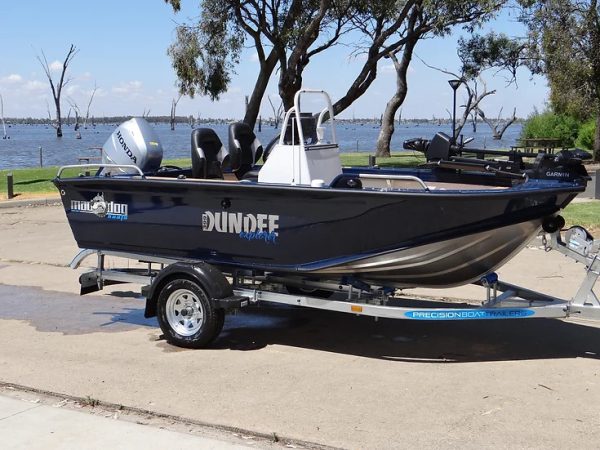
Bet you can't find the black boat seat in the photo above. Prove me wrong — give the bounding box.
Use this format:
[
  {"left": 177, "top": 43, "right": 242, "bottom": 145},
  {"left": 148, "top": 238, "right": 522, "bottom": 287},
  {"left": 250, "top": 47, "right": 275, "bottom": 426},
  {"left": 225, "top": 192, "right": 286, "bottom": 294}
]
[
  {"left": 228, "top": 122, "right": 263, "bottom": 179},
  {"left": 191, "top": 128, "right": 228, "bottom": 179},
  {"left": 330, "top": 174, "right": 362, "bottom": 189}
]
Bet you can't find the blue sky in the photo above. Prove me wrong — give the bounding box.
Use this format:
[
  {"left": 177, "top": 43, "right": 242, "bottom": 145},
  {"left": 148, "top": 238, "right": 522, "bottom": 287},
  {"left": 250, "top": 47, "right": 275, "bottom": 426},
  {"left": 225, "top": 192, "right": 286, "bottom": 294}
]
[{"left": 0, "top": 1, "right": 548, "bottom": 120}]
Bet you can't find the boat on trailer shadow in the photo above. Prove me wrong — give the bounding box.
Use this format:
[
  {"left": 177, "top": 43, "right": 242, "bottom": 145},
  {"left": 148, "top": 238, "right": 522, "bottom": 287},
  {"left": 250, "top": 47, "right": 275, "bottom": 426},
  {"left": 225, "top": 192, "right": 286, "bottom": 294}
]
[{"left": 54, "top": 90, "right": 600, "bottom": 348}]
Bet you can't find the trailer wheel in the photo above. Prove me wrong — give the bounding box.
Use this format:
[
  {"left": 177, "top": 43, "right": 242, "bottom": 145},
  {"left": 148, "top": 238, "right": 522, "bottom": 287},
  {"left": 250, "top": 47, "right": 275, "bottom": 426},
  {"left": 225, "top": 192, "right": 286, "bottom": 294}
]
[{"left": 157, "top": 278, "right": 221, "bottom": 348}]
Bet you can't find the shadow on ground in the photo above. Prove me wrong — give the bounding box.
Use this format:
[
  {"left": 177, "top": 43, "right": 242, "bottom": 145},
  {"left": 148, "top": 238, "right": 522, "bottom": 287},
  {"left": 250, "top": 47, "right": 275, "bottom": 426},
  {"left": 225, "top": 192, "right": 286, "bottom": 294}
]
[
  {"left": 1, "top": 284, "right": 599, "bottom": 363},
  {"left": 212, "top": 303, "right": 600, "bottom": 363}
]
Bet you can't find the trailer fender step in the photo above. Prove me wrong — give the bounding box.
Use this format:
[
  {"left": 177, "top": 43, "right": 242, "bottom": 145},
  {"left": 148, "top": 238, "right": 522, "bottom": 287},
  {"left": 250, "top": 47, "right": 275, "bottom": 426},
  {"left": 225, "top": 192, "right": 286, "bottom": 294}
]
[
  {"left": 79, "top": 271, "right": 123, "bottom": 295},
  {"left": 213, "top": 295, "right": 250, "bottom": 310}
]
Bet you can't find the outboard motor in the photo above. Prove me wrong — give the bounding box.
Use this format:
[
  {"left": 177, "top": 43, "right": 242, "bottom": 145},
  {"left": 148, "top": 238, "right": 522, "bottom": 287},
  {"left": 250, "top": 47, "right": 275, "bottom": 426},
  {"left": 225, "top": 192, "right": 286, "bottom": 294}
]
[
  {"left": 403, "top": 132, "right": 455, "bottom": 161},
  {"left": 528, "top": 150, "right": 589, "bottom": 183},
  {"left": 403, "top": 137, "right": 429, "bottom": 153},
  {"left": 102, "top": 118, "right": 163, "bottom": 173}
]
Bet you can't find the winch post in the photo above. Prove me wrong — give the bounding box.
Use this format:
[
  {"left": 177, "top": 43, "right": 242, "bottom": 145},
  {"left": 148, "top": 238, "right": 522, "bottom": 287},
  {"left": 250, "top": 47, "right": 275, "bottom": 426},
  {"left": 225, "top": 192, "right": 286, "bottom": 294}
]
[
  {"left": 572, "top": 255, "right": 600, "bottom": 308},
  {"left": 544, "top": 228, "right": 600, "bottom": 309}
]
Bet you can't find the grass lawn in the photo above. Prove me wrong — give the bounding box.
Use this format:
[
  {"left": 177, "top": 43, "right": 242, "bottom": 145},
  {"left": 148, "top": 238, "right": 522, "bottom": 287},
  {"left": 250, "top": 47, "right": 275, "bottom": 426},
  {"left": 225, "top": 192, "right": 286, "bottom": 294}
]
[
  {"left": 562, "top": 201, "right": 600, "bottom": 234},
  {"left": 0, "top": 167, "right": 58, "bottom": 196},
  {"left": 0, "top": 153, "right": 424, "bottom": 198}
]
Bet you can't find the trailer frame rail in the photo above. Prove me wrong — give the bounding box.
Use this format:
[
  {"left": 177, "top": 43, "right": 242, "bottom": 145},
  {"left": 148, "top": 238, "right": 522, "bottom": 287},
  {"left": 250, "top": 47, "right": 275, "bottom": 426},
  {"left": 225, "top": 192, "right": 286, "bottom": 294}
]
[{"left": 70, "top": 226, "right": 600, "bottom": 324}]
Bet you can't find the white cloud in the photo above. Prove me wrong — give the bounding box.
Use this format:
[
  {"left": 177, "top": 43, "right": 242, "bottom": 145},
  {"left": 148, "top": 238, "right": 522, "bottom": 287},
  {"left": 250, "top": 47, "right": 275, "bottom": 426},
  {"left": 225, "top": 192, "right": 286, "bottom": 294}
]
[
  {"left": 65, "top": 84, "right": 80, "bottom": 96},
  {"left": 112, "top": 80, "right": 143, "bottom": 94},
  {"left": 94, "top": 87, "right": 107, "bottom": 98},
  {"left": 49, "top": 60, "right": 63, "bottom": 72},
  {"left": 24, "top": 80, "right": 46, "bottom": 92},
  {"left": 381, "top": 64, "right": 396, "bottom": 73},
  {"left": 226, "top": 86, "right": 242, "bottom": 95},
  {"left": 1, "top": 74, "right": 23, "bottom": 84},
  {"left": 77, "top": 71, "right": 93, "bottom": 80},
  {"left": 381, "top": 63, "right": 415, "bottom": 75}
]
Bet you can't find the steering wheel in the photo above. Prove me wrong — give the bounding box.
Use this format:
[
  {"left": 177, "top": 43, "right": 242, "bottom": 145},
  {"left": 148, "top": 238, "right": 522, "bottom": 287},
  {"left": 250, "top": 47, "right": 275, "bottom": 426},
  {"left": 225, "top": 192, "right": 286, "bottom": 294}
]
[{"left": 262, "top": 135, "right": 280, "bottom": 162}]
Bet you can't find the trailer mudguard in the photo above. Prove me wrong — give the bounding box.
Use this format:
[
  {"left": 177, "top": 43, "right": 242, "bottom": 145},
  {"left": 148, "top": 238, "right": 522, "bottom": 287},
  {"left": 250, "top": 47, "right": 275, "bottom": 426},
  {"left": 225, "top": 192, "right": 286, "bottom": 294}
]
[{"left": 143, "top": 262, "right": 233, "bottom": 318}]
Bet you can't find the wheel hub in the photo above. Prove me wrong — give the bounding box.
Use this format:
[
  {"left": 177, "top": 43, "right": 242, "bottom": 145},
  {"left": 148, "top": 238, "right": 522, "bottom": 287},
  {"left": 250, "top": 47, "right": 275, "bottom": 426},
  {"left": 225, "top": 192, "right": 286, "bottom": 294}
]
[{"left": 165, "top": 288, "right": 205, "bottom": 336}]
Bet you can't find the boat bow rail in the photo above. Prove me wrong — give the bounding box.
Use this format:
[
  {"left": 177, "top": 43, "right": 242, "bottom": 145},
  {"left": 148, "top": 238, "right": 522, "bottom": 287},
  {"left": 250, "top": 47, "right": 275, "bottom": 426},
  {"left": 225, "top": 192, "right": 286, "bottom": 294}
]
[{"left": 56, "top": 163, "right": 145, "bottom": 179}]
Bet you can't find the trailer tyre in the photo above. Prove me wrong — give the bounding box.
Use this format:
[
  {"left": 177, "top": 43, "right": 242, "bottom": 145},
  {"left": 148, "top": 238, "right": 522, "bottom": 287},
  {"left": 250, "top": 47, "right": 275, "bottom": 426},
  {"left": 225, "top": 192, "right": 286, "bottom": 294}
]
[{"left": 157, "top": 278, "right": 221, "bottom": 348}]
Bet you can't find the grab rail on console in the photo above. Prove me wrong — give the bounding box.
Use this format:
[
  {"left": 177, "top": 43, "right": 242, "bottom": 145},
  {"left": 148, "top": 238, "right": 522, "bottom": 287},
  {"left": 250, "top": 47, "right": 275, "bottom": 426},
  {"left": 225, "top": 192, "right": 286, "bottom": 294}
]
[{"left": 358, "top": 173, "right": 430, "bottom": 191}]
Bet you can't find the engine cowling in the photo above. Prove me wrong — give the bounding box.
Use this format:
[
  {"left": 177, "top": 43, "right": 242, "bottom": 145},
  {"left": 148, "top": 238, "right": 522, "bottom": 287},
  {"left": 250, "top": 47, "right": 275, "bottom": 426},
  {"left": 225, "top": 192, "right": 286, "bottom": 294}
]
[{"left": 102, "top": 118, "right": 163, "bottom": 173}]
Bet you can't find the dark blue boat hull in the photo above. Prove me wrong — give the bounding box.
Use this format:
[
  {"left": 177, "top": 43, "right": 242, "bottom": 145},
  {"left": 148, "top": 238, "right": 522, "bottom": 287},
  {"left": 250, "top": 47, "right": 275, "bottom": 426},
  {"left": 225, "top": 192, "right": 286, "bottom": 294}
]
[{"left": 54, "top": 170, "right": 581, "bottom": 287}]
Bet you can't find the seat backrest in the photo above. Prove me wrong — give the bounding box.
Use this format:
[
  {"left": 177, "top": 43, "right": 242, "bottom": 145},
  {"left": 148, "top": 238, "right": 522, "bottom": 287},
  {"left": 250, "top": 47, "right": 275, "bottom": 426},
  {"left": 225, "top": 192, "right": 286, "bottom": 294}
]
[
  {"left": 191, "top": 128, "right": 227, "bottom": 179},
  {"left": 228, "top": 122, "right": 262, "bottom": 179}
]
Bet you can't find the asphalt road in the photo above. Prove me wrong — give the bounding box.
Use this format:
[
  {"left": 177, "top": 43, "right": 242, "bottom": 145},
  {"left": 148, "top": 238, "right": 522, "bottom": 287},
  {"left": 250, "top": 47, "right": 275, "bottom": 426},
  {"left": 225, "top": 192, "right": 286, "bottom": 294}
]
[{"left": 1, "top": 203, "right": 600, "bottom": 449}]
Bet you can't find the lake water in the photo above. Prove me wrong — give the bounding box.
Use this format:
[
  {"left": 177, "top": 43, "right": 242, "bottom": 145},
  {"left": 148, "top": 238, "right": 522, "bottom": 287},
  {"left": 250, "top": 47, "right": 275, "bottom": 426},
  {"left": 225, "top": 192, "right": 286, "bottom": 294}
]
[{"left": 0, "top": 121, "right": 522, "bottom": 169}]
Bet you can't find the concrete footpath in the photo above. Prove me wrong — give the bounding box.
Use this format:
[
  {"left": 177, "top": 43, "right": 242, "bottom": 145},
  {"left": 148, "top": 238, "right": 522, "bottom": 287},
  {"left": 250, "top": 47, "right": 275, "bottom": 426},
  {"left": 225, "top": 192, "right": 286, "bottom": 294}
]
[
  {"left": 1, "top": 202, "right": 600, "bottom": 449},
  {"left": 0, "top": 392, "right": 252, "bottom": 450}
]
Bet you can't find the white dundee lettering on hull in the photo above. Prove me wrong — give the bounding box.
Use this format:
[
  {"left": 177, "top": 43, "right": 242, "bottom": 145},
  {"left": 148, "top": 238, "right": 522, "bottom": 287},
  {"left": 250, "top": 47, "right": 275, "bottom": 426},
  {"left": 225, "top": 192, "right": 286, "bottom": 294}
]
[
  {"left": 201, "top": 211, "right": 280, "bottom": 244},
  {"left": 202, "top": 211, "right": 279, "bottom": 235}
]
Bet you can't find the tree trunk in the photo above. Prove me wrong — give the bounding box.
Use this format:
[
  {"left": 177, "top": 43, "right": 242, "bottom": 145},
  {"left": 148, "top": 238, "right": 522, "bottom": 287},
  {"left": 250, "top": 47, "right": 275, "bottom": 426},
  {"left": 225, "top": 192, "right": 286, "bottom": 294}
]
[
  {"left": 55, "top": 98, "right": 62, "bottom": 137},
  {"left": 243, "top": 50, "right": 278, "bottom": 128},
  {"left": 375, "top": 38, "right": 417, "bottom": 158},
  {"left": 594, "top": 112, "right": 600, "bottom": 162},
  {"left": 279, "top": 78, "right": 299, "bottom": 112},
  {"left": 376, "top": 95, "right": 401, "bottom": 158},
  {"left": 170, "top": 101, "right": 175, "bottom": 131}
]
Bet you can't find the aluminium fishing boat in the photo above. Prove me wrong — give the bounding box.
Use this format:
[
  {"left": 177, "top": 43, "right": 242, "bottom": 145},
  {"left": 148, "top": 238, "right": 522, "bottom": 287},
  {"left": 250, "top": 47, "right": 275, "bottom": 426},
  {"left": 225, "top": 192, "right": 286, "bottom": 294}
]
[{"left": 54, "top": 90, "right": 587, "bottom": 289}]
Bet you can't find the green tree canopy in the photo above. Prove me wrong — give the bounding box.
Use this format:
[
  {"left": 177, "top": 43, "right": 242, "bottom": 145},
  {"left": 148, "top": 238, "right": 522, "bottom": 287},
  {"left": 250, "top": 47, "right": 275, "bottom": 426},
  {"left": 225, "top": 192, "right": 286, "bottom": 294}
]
[
  {"left": 519, "top": 0, "right": 600, "bottom": 158},
  {"left": 164, "top": 0, "right": 502, "bottom": 130}
]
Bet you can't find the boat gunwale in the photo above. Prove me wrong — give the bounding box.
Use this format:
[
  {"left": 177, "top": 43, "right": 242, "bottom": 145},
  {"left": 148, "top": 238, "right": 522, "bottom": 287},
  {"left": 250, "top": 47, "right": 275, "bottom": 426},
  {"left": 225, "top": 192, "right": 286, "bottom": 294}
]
[{"left": 53, "top": 173, "right": 585, "bottom": 198}]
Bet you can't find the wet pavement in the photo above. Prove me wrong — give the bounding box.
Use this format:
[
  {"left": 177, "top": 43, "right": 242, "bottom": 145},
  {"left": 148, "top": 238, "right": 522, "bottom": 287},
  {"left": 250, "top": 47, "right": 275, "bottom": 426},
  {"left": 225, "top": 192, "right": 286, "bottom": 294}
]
[
  {"left": 2, "top": 284, "right": 600, "bottom": 363},
  {"left": 0, "top": 285, "right": 154, "bottom": 335},
  {"left": 2, "top": 204, "right": 600, "bottom": 448}
]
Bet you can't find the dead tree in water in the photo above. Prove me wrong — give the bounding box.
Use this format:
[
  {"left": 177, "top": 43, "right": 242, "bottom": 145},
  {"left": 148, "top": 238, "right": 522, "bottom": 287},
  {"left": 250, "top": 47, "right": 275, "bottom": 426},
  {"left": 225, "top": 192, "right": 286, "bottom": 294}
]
[
  {"left": 37, "top": 44, "right": 78, "bottom": 137},
  {"left": 170, "top": 94, "right": 182, "bottom": 130},
  {"left": 476, "top": 106, "right": 517, "bottom": 139},
  {"left": 83, "top": 82, "right": 98, "bottom": 129},
  {"left": 470, "top": 111, "right": 477, "bottom": 132},
  {"left": 267, "top": 95, "right": 284, "bottom": 128},
  {"left": 67, "top": 98, "right": 81, "bottom": 131},
  {"left": 0, "top": 93, "right": 7, "bottom": 139}
]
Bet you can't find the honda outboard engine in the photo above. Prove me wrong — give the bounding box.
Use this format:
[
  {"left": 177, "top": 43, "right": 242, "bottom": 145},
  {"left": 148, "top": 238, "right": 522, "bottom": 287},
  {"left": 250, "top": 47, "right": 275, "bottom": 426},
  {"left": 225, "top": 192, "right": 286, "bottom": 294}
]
[{"left": 102, "top": 118, "right": 163, "bottom": 173}]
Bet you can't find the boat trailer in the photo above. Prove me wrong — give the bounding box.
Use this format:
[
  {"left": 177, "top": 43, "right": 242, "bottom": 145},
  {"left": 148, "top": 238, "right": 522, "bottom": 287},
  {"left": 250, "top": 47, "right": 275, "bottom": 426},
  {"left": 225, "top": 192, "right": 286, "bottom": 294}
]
[{"left": 71, "top": 226, "right": 600, "bottom": 348}]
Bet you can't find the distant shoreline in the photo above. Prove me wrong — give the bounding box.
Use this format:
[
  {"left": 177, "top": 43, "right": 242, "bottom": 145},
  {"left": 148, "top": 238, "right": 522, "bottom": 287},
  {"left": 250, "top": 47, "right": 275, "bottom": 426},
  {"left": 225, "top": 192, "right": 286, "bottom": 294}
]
[{"left": 1, "top": 116, "right": 526, "bottom": 126}]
